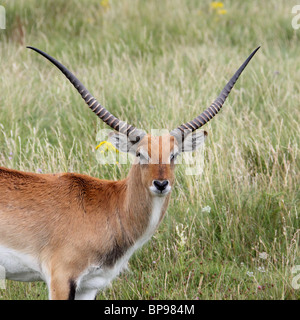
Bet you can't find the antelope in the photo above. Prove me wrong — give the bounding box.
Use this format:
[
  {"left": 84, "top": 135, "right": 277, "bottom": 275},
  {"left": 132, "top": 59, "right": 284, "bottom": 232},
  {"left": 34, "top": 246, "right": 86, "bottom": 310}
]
[{"left": 0, "top": 46, "right": 259, "bottom": 300}]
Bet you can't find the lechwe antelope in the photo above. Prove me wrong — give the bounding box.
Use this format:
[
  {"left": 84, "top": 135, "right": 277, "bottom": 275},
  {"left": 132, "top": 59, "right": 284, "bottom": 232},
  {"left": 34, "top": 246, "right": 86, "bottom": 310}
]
[{"left": 0, "top": 46, "right": 259, "bottom": 300}]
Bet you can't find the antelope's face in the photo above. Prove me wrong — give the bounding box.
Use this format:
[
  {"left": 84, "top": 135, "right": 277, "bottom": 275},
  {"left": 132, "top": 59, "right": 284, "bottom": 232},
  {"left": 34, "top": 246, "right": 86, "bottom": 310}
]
[
  {"left": 135, "top": 134, "right": 177, "bottom": 197},
  {"left": 109, "top": 130, "right": 207, "bottom": 197}
]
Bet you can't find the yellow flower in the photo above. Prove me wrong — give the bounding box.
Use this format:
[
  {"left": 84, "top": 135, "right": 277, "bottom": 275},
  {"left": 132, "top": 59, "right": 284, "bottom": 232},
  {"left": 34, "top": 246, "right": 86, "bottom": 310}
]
[
  {"left": 100, "top": 0, "right": 110, "bottom": 9},
  {"left": 210, "top": 2, "right": 224, "bottom": 9},
  {"left": 96, "top": 141, "right": 119, "bottom": 153},
  {"left": 96, "top": 141, "right": 119, "bottom": 165},
  {"left": 95, "top": 141, "right": 106, "bottom": 150},
  {"left": 217, "top": 9, "right": 227, "bottom": 15}
]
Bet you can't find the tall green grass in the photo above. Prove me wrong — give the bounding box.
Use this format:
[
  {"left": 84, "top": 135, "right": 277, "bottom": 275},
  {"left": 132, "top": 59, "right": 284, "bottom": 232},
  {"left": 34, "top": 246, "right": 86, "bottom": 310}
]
[{"left": 0, "top": 0, "right": 299, "bottom": 300}]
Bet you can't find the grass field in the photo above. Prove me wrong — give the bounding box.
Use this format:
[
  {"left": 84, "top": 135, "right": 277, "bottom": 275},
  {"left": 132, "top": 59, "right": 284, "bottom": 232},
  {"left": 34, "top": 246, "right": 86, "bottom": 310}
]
[{"left": 0, "top": 0, "right": 299, "bottom": 300}]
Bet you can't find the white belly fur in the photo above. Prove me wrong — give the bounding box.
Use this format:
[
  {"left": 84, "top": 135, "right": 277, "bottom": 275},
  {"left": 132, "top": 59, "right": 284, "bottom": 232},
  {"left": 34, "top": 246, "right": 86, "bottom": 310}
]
[
  {"left": 76, "top": 197, "right": 165, "bottom": 294},
  {"left": 0, "top": 245, "right": 43, "bottom": 282}
]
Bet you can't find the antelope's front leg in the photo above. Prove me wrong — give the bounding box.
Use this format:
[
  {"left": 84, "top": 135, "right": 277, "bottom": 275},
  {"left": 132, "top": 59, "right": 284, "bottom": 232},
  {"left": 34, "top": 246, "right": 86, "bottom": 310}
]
[
  {"left": 47, "top": 258, "right": 78, "bottom": 300},
  {"left": 49, "top": 271, "right": 77, "bottom": 300}
]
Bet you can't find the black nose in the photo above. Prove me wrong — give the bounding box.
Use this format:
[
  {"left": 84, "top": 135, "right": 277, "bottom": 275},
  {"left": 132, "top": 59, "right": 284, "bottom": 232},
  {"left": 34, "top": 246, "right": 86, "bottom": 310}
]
[{"left": 153, "top": 180, "right": 169, "bottom": 192}]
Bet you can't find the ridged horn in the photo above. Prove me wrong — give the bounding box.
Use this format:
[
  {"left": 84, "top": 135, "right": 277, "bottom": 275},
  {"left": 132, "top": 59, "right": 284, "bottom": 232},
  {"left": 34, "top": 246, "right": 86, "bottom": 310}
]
[
  {"left": 170, "top": 46, "right": 260, "bottom": 138},
  {"left": 27, "top": 46, "right": 145, "bottom": 141}
]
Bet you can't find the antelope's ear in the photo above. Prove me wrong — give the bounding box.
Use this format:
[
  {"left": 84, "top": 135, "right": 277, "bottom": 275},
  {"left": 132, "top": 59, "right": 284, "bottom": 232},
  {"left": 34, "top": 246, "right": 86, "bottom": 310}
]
[
  {"left": 179, "top": 130, "right": 208, "bottom": 152},
  {"left": 108, "top": 132, "right": 141, "bottom": 155}
]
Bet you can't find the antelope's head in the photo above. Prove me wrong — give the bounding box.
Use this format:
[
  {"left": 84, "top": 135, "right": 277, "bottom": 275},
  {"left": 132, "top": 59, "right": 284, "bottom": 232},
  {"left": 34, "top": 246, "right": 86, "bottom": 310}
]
[
  {"left": 27, "top": 46, "right": 260, "bottom": 197},
  {"left": 107, "top": 131, "right": 207, "bottom": 197}
]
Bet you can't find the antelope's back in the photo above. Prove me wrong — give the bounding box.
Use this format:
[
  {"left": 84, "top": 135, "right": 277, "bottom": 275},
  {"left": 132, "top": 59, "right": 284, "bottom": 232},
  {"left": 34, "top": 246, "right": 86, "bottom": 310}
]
[{"left": 0, "top": 167, "right": 124, "bottom": 255}]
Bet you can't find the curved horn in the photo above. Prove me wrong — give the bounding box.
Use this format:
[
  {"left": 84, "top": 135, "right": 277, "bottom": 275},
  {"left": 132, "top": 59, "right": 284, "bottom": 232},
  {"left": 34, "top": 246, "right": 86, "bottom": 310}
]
[
  {"left": 27, "top": 46, "right": 145, "bottom": 140},
  {"left": 170, "top": 46, "right": 260, "bottom": 138}
]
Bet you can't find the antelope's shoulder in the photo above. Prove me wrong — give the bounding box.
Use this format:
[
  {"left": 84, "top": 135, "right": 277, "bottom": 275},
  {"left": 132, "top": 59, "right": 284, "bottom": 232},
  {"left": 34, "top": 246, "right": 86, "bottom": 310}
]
[{"left": 55, "top": 172, "right": 123, "bottom": 189}]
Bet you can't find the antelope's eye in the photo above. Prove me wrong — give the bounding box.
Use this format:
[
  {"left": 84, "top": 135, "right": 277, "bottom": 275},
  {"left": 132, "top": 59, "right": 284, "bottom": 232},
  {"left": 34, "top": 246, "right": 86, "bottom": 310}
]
[
  {"left": 136, "top": 152, "right": 145, "bottom": 159},
  {"left": 170, "top": 152, "right": 179, "bottom": 162}
]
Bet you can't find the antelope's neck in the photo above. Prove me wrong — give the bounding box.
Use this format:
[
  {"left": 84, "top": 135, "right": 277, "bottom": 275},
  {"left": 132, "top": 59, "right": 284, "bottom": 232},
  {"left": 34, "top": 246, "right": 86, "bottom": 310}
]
[{"left": 122, "top": 165, "right": 170, "bottom": 244}]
